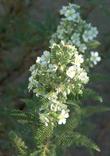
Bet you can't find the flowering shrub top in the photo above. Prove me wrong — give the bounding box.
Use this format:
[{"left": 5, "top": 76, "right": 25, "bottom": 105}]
[
  {"left": 28, "top": 3, "right": 102, "bottom": 127},
  {"left": 28, "top": 42, "right": 89, "bottom": 126},
  {"left": 50, "top": 3, "right": 101, "bottom": 68}
]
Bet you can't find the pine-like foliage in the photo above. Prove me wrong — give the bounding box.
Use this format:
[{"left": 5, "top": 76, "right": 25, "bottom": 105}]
[
  {"left": 9, "top": 131, "right": 28, "bottom": 156},
  {"left": 7, "top": 96, "right": 110, "bottom": 156}
]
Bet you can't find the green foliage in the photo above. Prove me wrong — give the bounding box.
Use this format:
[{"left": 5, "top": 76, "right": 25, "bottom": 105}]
[
  {"left": 0, "top": 11, "right": 58, "bottom": 50},
  {"left": 82, "top": 88, "right": 103, "bottom": 102},
  {"left": 8, "top": 95, "right": 110, "bottom": 156},
  {"left": 81, "top": 106, "right": 110, "bottom": 117},
  {"left": 0, "top": 1, "right": 58, "bottom": 83},
  {"left": 9, "top": 131, "right": 28, "bottom": 156},
  {"left": 54, "top": 102, "right": 108, "bottom": 153},
  {"left": 91, "top": 73, "right": 110, "bottom": 82},
  {"left": 35, "top": 125, "right": 53, "bottom": 146},
  {"left": 0, "top": 106, "right": 35, "bottom": 123},
  {"left": 30, "top": 12, "right": 58, "bottom": 47},
  {"left": 2, "top": 92, "right": 110, "bottom": 156},
  {"left": 57, "top": 131, "right": 100, "bottom": 152},
  {"left": 87, "top": 40, "right": 101, "bottom": 49}
]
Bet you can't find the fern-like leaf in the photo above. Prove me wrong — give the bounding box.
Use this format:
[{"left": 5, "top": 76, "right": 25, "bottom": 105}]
[
  {"left": 35, "top": 124, "right": 53, "bottom": 145},
  {"left": 9, "top": 131, "right": 28, "bottom": 156},
  {"left": 82, "top": 88, "right": 103, "bottom": 103},
  {"left": 57, "top": 131, "right": 100, "bottom": 152},
  {"left": 81, "top": 106, "right": 110, "bottom": 117}
]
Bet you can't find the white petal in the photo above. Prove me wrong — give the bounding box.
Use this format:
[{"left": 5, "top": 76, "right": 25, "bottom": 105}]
[
  {"left": 36, "top": 57, "right": 41, "bottom": 63},
  {"left": 65, "top": 113, "right": 69, "bottom": 118},
  {"left": 94, "top": 52, "right": 98, "bottom": 57},
  {"left": 61, "top": 110, "right": 66, "bottom": 115},
  {"left": 97, "top": 57, "right": 101, "bottom": 62},
  {"left": 58, "top": 120, "right": 62, "bottom": 125},
  {"left": 62, "top": 119, "right": 66, "bottom": 124}
]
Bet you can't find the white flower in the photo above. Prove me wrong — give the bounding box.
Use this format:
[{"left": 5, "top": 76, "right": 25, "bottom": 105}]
[
  {"left": 43, "top": 51, "right": 50, "bottom": 57},
  {"left": 47, "top": 92, "right": 58, "bottom": 101},
  {"left": 28, "top": 78, "right": 39, "bottom": 91},
  {"left": 50, "top": 103, "right": 59, "bottom": 112},
  {"left": 31, "top": 70, "right": 38, "bottom": 77},
  {"left": 36, "top": 51, "right": 50, "bottom": 65},
  {"left": 44, "top": 117, "right": 49, "bottom": 126},
  {"left": 36, "top": 57, "right": 41, "bottom": 63},
  {"left": 71, "top": 33, "right": 80, "bottom": 46},
  {"left": 56, "top": 84, "right": 64, "bottom": 94},
  {"left": 83, "top": 27, "right": 98, "bottom": 42},
  {"left": 40, "top": 114, "right": 49, "bottom": 127},
  {"left": 90, "top": 51, "right": 101, "bottom": 65},
  {"left": 60, "top": 3, "right": 80, "bottom": 22},
  {"left": 74, "top": 54, "right": 84, "bottom": 66},
  {"left": 60, "top": 3, "right": 80, "bottom": 15},
  {"left": 60, "top": 6, "right": 67, "bottom": 15},
  {"left": 65, "top": 9, "right": 75, "bottom": 18},
  {"left": 48, "top": 64, "right": 58, "bottom": 72},
  {"left": 29, "top": 64, "right": 36, "bottom": 72},
  {"left": 66, "top": 65, "right": 76, "bottom": 79},
  {"left": 78, "top": 69, "right": 89, "bottom": 84},
  {"left": 58, "top": 109, "right": 69, "bottom": 125},
  {"left": 78, "top": 44, "right": 87, "bottom": 53},
  {"left": 57, "top": 26, "right": 65, "bottom": 39}
]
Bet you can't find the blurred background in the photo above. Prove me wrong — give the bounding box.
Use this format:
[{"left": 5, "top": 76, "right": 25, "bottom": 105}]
[{"left": 0, "top": 0, "right": 110, "bottom": 155}]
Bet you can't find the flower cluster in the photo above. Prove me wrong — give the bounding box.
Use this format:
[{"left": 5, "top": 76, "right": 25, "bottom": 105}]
[
  {"left": 28, "top": 42, "right": 89, "bottom": 126},
  {"left": 50, "top": 3, "right": 101, "bottom": 67},
  {"left": 60, "top": 3, "right": 80, "bottom": 22},
  {"left": 28, "top": 3, "right": 102, "bottom": 127}
]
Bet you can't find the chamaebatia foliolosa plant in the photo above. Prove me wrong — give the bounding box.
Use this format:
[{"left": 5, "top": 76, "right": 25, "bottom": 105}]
[{"left": 9, "top": 3, "right": 110, "bottom": 156}]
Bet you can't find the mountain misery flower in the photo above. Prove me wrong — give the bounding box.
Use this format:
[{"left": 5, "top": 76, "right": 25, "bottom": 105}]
[
  {"left": 74, "top": 54, "right": 84, "bottom": 67},
  {"left": 58, "top": 109, "right": 69, "bottom": 125},
  {"left": 66, "top": 65, "right": 76, "bottom": 79},
  {"left": 36, "top": 51, "right": 50, "bottom": 65},
  {"left": 82, "top": 27, "right": 98, "bottom": 42},
  {"left": 48, "top": 64, "right": 58, "bottom": 72},
  {"left": 90, "top": 51, "right": 101, "bottom": 66},
  {"left": 78, "top": 69, "right": 89, "bottom": 84},
  {"left": 50, "top": 3, "right": 101, "bottom": 68}
]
